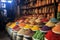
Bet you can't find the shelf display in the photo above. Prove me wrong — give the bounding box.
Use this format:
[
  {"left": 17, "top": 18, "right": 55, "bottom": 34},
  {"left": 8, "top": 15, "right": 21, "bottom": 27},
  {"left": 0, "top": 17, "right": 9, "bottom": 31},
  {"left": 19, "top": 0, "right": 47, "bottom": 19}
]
[
  {"left": 52, "top": 0, "right": 54, "bottom": 3},
  {"left": 39, "top": 0, "right": 42, "bottom": 6},
  {"left": 6, "top": 0, "right": 60, "bottom": 40},
  {"left": 20, "top": 0, "right": 59, "bottom": 17},
  {"left": 57, "top": 3, "right": 60, "bottom": 21},
  {"left": 42, "top": 0, "right": 46, "bottom": 6},
  {"left": 57, "top": 12, "right": 60, "bottom": 21},
  {"left": 58, "top": 3, "right": 60, "bottom": 12},
  {"left": 35, "top": 0, "right": 39, "bottom": 7}
]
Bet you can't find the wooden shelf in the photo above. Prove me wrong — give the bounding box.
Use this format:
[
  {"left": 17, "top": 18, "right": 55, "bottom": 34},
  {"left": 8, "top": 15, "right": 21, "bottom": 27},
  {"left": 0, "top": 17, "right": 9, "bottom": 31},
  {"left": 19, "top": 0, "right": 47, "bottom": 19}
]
[
  {"left": 19, "top": 0, "right": 60, "bottom": 18},
  {"left": 20, "top": 3, "right": 55, "bottom": 10},
  {"left": 24, "top": 0, "right": 36, "bottom": 4}
]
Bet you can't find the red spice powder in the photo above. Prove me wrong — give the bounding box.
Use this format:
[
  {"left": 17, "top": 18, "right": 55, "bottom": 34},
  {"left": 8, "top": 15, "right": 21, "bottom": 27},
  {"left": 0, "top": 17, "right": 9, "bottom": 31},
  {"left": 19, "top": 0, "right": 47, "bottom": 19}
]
[{"left": 45, "top": 30, "right": 60, "bottom": 40}]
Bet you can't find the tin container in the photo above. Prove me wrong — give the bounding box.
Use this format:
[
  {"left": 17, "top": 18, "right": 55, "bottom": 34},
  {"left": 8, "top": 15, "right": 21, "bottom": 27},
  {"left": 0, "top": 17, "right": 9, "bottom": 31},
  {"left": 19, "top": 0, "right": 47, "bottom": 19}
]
[
  {"left": 12, "top": 31, "right": 17, "bottom": 40},
  {"left": 23, "top": 35, "right": 32, "bottom": 40},
  {"left": 16, "top": 34, "right": 23, "bottom": 40},
  {"left": 7, "top": 27, "right": 13, "bottom": 36}
]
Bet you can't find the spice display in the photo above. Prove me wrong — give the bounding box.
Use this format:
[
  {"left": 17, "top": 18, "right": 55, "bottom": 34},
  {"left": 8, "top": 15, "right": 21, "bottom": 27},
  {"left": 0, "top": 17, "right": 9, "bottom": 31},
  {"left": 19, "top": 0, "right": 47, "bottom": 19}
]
[{"left": 6, "top": 14, "right": 59, "bottom": 40}]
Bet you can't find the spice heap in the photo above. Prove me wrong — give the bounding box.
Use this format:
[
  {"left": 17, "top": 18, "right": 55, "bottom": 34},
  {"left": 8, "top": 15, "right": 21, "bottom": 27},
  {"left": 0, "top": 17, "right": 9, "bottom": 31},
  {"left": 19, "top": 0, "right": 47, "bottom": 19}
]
[{"left": 33, "top": 30, "right": 45, "bottom": 40}]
